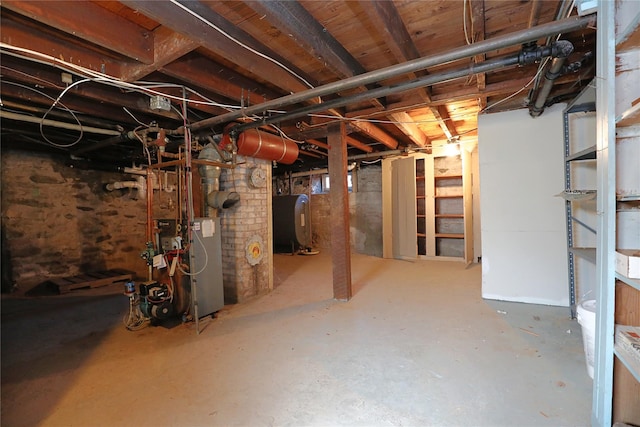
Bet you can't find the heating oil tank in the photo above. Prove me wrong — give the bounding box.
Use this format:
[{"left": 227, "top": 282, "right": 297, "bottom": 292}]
[{"left": 272, "top": 194, "right": 311, "bottom": 252}]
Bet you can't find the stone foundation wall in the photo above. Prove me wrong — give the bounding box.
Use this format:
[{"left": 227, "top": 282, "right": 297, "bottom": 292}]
[{"left": 1, "top": 150, "right": 174, "bottom": 291}]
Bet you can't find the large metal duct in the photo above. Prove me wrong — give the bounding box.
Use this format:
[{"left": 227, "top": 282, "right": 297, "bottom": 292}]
[{"left": 198, "top": 144, "right": 240, "bottom": 217}]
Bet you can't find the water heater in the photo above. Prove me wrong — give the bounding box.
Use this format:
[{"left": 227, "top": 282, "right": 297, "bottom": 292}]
[{"left": 272, "top": 194, "right": 311, "bottom": 252}]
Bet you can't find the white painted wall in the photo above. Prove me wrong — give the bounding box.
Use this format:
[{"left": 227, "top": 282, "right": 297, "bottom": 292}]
[{"left": 478, "top": 104, "right": 569, "bottom": 306}]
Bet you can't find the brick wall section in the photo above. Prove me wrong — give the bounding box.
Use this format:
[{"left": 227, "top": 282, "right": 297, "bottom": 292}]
[
  {"left": 1, "top": 150, "right": 174, "bottom": 290},
  {"left": 218, "top": 157, "right": 272, "bottom": 303}
]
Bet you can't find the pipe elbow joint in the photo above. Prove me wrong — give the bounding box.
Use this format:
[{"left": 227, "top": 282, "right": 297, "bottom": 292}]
[{"left": 552, "top": 40, "right": 574, "bottom": 59}]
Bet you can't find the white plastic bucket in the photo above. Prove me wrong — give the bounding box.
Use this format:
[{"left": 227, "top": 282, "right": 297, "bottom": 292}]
[{"left": 576, "top": 299, "right": 597, "bottom": 379}]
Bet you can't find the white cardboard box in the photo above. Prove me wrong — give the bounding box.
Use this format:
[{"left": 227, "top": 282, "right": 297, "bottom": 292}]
[{"left": 616, "top": 250, "right": 640, "bottom": 279}]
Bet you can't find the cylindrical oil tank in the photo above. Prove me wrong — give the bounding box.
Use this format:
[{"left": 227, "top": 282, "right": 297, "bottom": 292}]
[
  {"left": 272, "top": 194, "right": 311, "bottom": 250},
  {"left": 220, "top": 129, "right": 299, "bottom": 164}
]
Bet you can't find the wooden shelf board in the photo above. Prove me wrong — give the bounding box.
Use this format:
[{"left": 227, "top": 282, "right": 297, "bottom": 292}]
[
  {"left": 435, "top": 233, "right": 464, "bottom": 239},
  {"left": 434, "top": 195, "right": 463, "bottom": 199},
  {"left": 434, "top": 175, "right": 463, "bottom": 180},
  {"left": 417, "top": 233, "right": 427, "bottom": 237},
  {"left": 435, "top": 214, "right": 464, "bottom": 218}
]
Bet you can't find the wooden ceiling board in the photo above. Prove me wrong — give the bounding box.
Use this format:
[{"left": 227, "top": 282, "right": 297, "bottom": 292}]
[
  {"left": 93, "top": 1, "right": 161, "bottom": 31},
  {"left": 0, "top": 0, "right": 598, "bottom": 169},
  {"left": 210, "top": 2, "right": 338, "bottom": 86}
]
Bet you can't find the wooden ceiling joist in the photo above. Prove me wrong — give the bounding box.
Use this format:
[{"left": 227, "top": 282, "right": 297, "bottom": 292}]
[
  {"left": 246, "top": 0, "right": 385, "bottom": 111},
  {"left": 3, "top": 0, "right": 154, "bottom": 64},
  {"left": 362, "top": 0, "right": 458, "bottom": 142},
  {"left": 120, "top": 27, "right": 200, "bottom": 82},
  {"left": 0, "top": 15, "right": 125, "bottom": 76},
  {"left": 121, "top": 0, "right": 313, "bottom": 95}
]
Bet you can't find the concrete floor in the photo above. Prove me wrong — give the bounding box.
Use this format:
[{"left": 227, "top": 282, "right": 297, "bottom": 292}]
[{"left": 2, "top": 253, "right": 592, "bottom": 426}]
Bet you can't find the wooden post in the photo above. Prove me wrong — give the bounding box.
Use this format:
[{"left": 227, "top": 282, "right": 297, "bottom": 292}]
[{"left": 327, "top": 121, "right": 352, "bottom": 301}]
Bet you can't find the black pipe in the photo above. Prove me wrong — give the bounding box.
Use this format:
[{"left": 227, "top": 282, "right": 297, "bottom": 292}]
[
  {"left": 530, "top": 40, "right": 575, "bottom": 117},
  {"left": 232, "top": 42, "right": 570, "bottom": 134},
  {"left": 188, "top": 14, "right": 595, "bottom": 132}
]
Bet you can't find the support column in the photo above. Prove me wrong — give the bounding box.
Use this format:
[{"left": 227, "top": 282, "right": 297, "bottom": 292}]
[{"left": 328, "top": 121, "right": 352, "bottom": 301}]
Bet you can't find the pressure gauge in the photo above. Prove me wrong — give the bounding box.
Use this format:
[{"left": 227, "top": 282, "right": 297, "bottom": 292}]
[{"left": 249, "top": 167, "right": 267, "bottom": 188}]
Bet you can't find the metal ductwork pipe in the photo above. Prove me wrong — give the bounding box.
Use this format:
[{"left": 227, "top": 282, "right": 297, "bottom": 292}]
[
  {"left": 187, "top": 14, "right": 595, "bottom": 132},
  {"left": 198, "top": 144, "right": 239, "bottom": 217},
  {"left": 530, "top": 40, "right": 575, "bottom": 117}
]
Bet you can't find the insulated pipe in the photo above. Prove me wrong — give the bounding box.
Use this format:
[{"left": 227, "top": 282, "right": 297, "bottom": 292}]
[
  {"left": 0, "top": 110, "right": 122, "bottom": 136},
  {"left": 104, "top": 175, "right": 147, "bottom": 199},
  {"left": 530, "top": 40, "right": 575, "bottom": 117},
  {"left": 188, "top": 14, "right": 595, "bottom": 132}
]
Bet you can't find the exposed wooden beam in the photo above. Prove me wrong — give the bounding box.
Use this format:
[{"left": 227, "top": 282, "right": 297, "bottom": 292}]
[
  {"left": 299, "top": 150, "right": 322, "bottom": 159},
  {"left": 0, "top": 14, "right": 125, "bottom": 77},
  {"left": 160, "top": 56, "right": 270, "bottom": 107},
  {"left": 121, "top": 0, "right": 313, "bottom": 95},
  {"left": 327, "top": 121, "right": 352, "bottom": 301},
  {"left": 307, "top": 139, "right": 330, "bottom": 150},
  {"left": 246, "top": 0, "right": 384, "bottom": 110},
  {"left": 344, "top": 77, "right": 534, "bottom": 118},
  {"left": 431, "top": 106, "right": 456, "bottom": 140},
  {"left": 345, "top": 77, "right": 536, "bottom": 119},
  {"left": 528, "top": 0, "right": 543, "bottom": 28},
  {"left": 345, "top": 136, "right": 374, "bottom": 153},
  {"left": 470, "top": 0, "right": 487, "bottom": 110},
  {"left": 361, "top": 0, "right": 457, "bottom": 140},
  {"left": 351, "top": 121, "right": 398, "bottom": 150},
  {"left": 0, "top": 82, "right": 157, "bottom": 126},
  {"left": 120, "top": 27, "right": 200, "bottom": 82},
  {"left": 1, "top": 56, "right": 181, "bottom": 123},
  {"left": 2, "top": 0, "right": 154, "bottom": 64},
  {"left": 388, "top": 112, "right": 429, "bottom": 148},
  {"left": 249, "top": 1, "right": 364, "bottom": 82}
]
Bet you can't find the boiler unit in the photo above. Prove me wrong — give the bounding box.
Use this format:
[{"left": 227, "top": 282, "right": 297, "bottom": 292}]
[{"left": 272, "top": 194, "right": 312, "bottom": 253}]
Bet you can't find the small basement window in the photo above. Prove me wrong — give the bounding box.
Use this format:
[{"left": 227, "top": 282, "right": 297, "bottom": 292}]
[{"left": 312, "top": 172, "right": 354, "bottom": 194}]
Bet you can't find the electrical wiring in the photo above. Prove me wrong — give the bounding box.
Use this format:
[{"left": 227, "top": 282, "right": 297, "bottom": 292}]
[
  {"left": 123, "top": 107, "right": 149, "bottom": 127},
  {"left": 480, "top": 62, "right": 547, "bottom": 113},
  {"left": 168, "top": 0, "right": 316, "bottom": 91},
  {"left": 0, "top": 44, "right": 245, "bottom": 110},
  {"left": 3, "top": 80, "right": 87, "bottom": 146},
  {"left": 1, "top": 43, "right": 303, "bottom": 134},
  {"left": 463, "top": 0, "right": 474, "bottom": 46}
]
